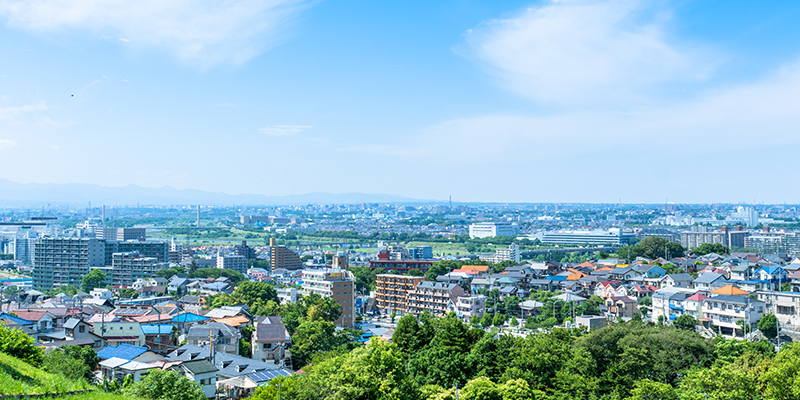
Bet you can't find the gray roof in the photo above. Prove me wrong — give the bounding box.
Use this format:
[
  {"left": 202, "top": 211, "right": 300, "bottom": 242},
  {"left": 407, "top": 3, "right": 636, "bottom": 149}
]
[
  {"left": 186, "top": 322, "right": 238, "bottom": 340},
  {"left": 173, "top": 359, "right": 218, "bottom": 375},
  {"left": 693, "top": 272, "right": 726, "bottom": 284},
  {"left": 254, "top": 323, "right": 290, "bottom": 342},
  {"left": 666, "top": 273, "right": 693, "bottom": 282},
  {"left": 63, "top": 318, "right": 82, "bottom": 330},
  {"left": 168, "top": 344, "right": 280, "bottom": 378}
]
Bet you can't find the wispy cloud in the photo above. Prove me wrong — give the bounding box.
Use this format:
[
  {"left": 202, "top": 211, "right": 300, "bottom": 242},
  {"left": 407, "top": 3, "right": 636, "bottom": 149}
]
[
  {"left": 0, "top": 139, "right": 16, "bottom": 149},
  {"left": 258, "top": 125, "right": 311, "bottom": 136},
  {"left": 462, "top": 0, "right": 716, "bottom": 106},
  {"left": 405, "top": 59, "right": 800, "bottom": 164},
  {"left": 0, "top": 101, "right": 47, "bottom": 121},
  {"left": 0, "top": 0, "right": 314, "bottom": 67}
]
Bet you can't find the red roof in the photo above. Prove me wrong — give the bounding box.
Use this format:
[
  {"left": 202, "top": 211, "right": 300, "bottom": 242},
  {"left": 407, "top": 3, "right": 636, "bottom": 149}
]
[{"left": 685, "top": 293, "right": 708, "bottom": 302}]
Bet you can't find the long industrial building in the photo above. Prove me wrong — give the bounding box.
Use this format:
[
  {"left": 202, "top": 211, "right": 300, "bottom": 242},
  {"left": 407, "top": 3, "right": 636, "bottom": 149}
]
[{"left": 540, "top": 228, "right": 635, "bottom": 245}]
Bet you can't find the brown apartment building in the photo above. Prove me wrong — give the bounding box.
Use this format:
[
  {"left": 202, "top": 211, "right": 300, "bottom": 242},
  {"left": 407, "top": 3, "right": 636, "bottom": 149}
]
[
  {"left": 375, "top": 274, "right": 425, "bottom": 315},
  {"left": 406, "top": 281, "right": 467, "bottom": 316},
  {"left": 301, "top": 269, "right": 356, "bottom": 327}
]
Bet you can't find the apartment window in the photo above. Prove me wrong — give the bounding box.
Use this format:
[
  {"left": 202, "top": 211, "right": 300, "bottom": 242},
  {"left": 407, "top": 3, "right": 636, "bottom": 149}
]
[{"left": 79, "top": 326, "right": 85, "bottom": 333}]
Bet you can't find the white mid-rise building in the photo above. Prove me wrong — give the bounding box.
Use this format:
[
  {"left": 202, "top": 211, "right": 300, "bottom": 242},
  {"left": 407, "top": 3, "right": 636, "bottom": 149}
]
[{"left": 469, "top": 222, "right": 517, "bottom": 239}]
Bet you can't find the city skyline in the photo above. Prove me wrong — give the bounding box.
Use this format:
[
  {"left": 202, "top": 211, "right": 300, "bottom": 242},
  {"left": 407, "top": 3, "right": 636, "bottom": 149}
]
[{"left": 2, "top": 1, "right": 800, "bottom": 204}]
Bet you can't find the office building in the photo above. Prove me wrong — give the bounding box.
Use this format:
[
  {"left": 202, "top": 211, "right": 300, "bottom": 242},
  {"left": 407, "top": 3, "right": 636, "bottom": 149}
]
[
  {"left": 469, "top": 222, "right": 517, "bottom": 239},
  {"left": 33, "top": 238, "right": 105, "bottom": 290},
  {"left": 112, "top": 252, "right": 170, "bottom": 287},
  {"left": 375, "top": 274, "right": 425, "bottom": 314},
  {"left": 301, "top": 269, "right": 356, "bottom": 327}
]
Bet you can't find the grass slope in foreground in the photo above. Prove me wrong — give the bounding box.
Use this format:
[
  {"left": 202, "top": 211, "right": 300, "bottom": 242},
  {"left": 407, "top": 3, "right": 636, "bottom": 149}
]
[{"left": 0, "top": 351, "right": 89, "bottom": 395}]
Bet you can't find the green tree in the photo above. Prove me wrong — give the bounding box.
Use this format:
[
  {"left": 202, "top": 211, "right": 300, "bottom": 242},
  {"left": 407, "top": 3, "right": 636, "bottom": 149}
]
[
  {"left": 81, "top": 268, "right": 107, "bottom": 293},
  {"left": 673, "top": 314, "right": 698, "bottom": 330},
  {"left": 480, "top": 313, "right": 493, "bottom": 329},
  {"left": 625, "top": 379, "right": 677, "bottom": 400},
  {"left": 0, "top": 323, "right": 44, "bottom": 365},
  {"left": 692, "top": 243, "right": 729, "bottom": 255},
  {"left": 393, "top": 314, "right": 421, "bottom": 353},
  {"left": 635, "top": 237, "right": 685, "bottom": 260},
  {"left": 232, "top": 281, "right": 278, "bottom": 306},
  {"left": 125, "top": 369, "right": 206, "bottom": 400},
  {"left": 758, "top": 314, "right": 778, "bottom": 339},
  {"left": 492, "top": 313, "right": 506, "bottom": 327},
  {"left": 42, "top": 348, "right": 89, "bottom": 381},
  {"left": 762, "top": 343, "right": 800, "bottom": 400}
]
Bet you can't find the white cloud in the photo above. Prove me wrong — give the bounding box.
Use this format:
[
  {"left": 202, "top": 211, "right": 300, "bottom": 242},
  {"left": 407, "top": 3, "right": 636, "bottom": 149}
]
[
  {"left": 462, "top": 0, "right": 715, "bottom": 105},
  {"left": 353, "top": 59, "right": 800, "bottom": 165},
  {"left": 0, "top": 139, "right": 16, "bottom": 149},
  {"left": 0, "top": 101, "right": 47, "bottom": 121},
  {"left": 0, "top": 0, "right": 313, "bottom": 66},
  {"left": 258, "top": 125, "right": 311, "bottom": 136}
]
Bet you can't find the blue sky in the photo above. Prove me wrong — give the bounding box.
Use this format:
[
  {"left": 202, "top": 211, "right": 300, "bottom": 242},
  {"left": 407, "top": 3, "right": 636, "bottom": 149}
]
[{"left": 2, "top": 0, "right": 800, "bottom": 204}]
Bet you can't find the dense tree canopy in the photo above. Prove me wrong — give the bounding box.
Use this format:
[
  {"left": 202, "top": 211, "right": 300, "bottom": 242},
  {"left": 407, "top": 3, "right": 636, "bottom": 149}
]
[
  {"left": 692, "top": 243, "right": 730, "bottom": 256},
  {"left": 81, "top": 268, "right": 107, "bottom": 293},
  {"left": 616, "top": 237, "right": 685, "bottom": 261}
]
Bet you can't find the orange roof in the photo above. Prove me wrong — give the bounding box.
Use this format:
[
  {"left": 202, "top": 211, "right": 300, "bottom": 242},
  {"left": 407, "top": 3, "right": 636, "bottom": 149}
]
[
  {"left": 212, "top": 315, "right": 251, "bottom": 328},
  {"left": 461, "top": 265, "right": 489, "bottom": 272},
  {"left": 566, "top": 273, "right": 583, "bottom": 281},
  {"left": 596, "top": 266, "right": 613, "bottom": 272},
  {"left": 451, "top": 269, "right": 479, "bottom": 275},
  {"left": 578, "top": 261, "right": 597, "bottom": 269},
  {"left": 710, "top": 285, "right": 748, "bottom": 296}
]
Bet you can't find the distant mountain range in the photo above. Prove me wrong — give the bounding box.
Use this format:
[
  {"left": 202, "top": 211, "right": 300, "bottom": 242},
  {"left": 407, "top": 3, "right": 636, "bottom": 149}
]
[{"left": 0, "top": 179, "right": 428, "bottom": 206}]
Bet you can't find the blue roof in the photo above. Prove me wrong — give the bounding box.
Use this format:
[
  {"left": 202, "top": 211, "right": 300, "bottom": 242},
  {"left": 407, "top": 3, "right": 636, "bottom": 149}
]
[
  {"left": 0, "top": 313, "right": 35, "bottom": 326},
  {"left": 141, "top": 324, "right": 175, "bottom": 335},
  {"left": 172, "top": 313, "right": 210, "bottom": 323},
  {"left": 547, "top": 276, "right": 568, "bottom": 281},
  {"left": 757, "top": 266, "right": 784, "bottom": 274},
  {"left": 248, "top": 369, "right": 293, "bottom": 384},
  {"left": 97, "top": 344, "right": 149, "bottom": 360}
]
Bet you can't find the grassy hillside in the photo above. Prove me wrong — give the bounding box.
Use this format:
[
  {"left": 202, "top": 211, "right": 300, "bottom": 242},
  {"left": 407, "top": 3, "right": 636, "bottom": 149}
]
[{"left": 0, "top": 351, "right": 89, "bottom": 395}]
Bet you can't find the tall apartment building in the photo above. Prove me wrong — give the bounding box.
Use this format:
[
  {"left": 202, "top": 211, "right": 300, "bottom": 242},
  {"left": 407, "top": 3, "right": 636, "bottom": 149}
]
[
  {"left": 33, "top": 237, "right": 105, "bottom": 290},
  {"left": 270, "top": 245, "right": 303, "bottom": 270},
  {"left": 745, "top": 232, "right": 800, "bottom": 253},
  {"left": 233, "top": 240, "right": 257, "bottom": 260},
  {"left": 375, "top": 274, "right": 425, "bottom": 314},
  {"left": 301, "top": 269, "right": 356, "bottom": 327},
  {"left": 469, "top": 222, "right": 517, "bottom": 239},
  {"left": 217, "top": 254, "right": 248, "bottom": 274},
  {"left": 332, "top": 253, "right": 348, "bottom": 269},
  {"left": 406, "top": 281, "right": 467, "bottom": 316},
  {"left": 113, "top": 241, "right": 169, "bottom": 263},
  {"left": 680, "top": 227, "right": 728, "bottom": 250},
  {"left": 494, "top": 244, "right": 520, "bottom": 263},
  {"left": 96, "top": 227, "right": 146, "bottom": 241},
  {"left": 13, "top": 231, "right": 37, "bottom": 264},
  {"left": 111, "top": 252, "right": 170, "bottom": 286},
  {"left": 540, "top": 228, "right": 635, "bottom": 245},
  {"left": 409, "top": 246, "right": 433, "bottom": 260}
]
